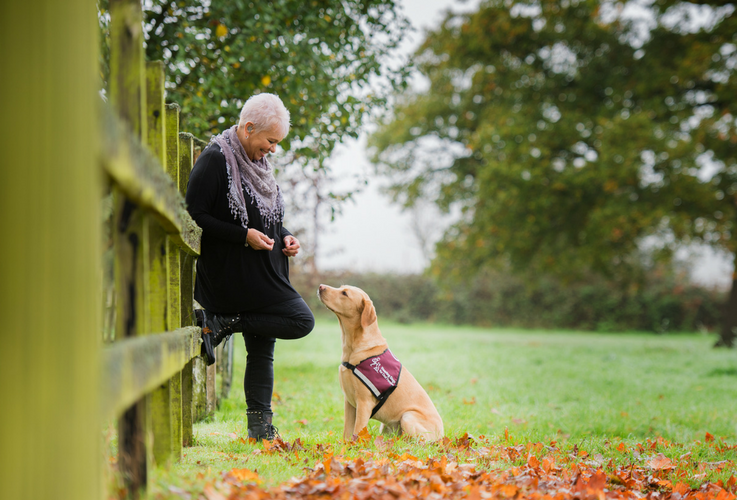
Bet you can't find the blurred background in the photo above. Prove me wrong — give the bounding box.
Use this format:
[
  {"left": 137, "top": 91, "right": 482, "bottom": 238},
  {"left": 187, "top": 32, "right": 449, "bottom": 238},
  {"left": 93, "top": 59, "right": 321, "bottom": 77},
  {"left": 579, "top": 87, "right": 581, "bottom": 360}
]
[
  {"left": 276, "top": 0, "right": 735, "bottom": 340},
  {"left": 96, "top": 0, "right": 736, "bottom": 340}
]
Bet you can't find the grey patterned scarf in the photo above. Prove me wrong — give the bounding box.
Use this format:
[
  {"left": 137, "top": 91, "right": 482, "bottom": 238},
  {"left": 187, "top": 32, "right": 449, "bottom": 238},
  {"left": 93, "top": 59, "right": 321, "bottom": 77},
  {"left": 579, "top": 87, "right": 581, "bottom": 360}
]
[{"left": 210, "top": 125, "right": 285, "bottom": 229}]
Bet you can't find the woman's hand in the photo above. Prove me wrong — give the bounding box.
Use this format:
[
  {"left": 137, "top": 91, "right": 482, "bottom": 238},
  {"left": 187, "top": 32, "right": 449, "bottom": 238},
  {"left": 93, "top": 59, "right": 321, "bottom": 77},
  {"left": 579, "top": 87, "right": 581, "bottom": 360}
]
[
  {"left": 283, "top": 235, "right": 300, "bottom": 257},
  {"left": 247, "top": 229, "right": 275, "bottom": 251}
]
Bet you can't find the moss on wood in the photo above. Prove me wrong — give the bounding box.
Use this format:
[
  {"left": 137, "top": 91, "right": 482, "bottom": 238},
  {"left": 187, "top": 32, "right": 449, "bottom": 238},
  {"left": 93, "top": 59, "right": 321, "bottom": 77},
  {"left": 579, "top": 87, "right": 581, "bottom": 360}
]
[{"left": 100, "top": 104, "right": 201, "bottom": 255}]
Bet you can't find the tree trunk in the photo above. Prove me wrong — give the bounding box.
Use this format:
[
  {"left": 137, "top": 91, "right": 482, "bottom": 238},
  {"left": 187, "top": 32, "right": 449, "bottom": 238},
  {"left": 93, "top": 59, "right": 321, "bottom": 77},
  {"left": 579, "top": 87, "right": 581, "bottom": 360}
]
[{"left": 714, "top": 253, "right": 737, "bottom": 348}]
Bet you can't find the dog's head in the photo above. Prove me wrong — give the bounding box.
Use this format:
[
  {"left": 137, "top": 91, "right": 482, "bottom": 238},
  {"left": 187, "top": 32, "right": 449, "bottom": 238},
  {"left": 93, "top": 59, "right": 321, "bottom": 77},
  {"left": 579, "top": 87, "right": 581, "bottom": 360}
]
[{"left": 317, "top": 284, "right": 377, "bottom": 328}]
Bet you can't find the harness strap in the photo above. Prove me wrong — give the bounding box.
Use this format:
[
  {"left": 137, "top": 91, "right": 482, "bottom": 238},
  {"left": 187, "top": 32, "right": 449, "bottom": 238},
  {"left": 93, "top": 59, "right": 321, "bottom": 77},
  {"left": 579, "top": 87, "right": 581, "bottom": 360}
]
[{"left": 342, "top": 357, "right": 401, "bottom": 417}]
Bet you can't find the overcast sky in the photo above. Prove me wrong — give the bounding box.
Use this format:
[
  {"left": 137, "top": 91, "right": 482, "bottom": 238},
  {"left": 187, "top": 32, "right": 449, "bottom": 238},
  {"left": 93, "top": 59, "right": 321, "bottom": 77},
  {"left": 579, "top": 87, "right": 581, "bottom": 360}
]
[{"left": 304, "top": 0, "right": 732, "bottom": 289}]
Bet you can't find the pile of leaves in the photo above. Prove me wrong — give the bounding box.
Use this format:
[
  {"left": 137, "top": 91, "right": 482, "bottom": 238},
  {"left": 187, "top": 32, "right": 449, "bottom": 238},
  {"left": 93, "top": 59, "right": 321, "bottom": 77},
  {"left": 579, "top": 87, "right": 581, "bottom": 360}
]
[{"left": 189, "top": 432, "right": 736, "bottom": 500}]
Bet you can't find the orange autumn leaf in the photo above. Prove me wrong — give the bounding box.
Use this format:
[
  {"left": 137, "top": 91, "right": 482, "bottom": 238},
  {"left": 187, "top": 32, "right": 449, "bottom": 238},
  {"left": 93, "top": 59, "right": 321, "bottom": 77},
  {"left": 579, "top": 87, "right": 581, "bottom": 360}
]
[
  {"left": 183, "top": 437, "right": 735, "bottom": 500},
  {"left": 715, "top": 489, "right": 737, "bottom": 500},
  {"left": 648, "top": 453, "right": 675, "bottom": 470},
  {"left": 322, "top": 452, "right": 334, "bottom": 474},
  {"left": 588, "top": 471, "right": 608, "bottom": 492},
  {"left": 706, "top": 432, "right": 715, "bottom": 442},
  {"left": 498, "top": 484, "right": 519, "bottom": 497},
  {"left": 674, "top": 482, "right": 692, "bottom": 496},
  {"left": 227, "top": 468, "right": 261, "bottom": 484},
  {"left": 354, "top": 426, "right": 372, "bottom": 443},
  {"left": 396, "top": 452, "right": 419, "bottom": 462}
]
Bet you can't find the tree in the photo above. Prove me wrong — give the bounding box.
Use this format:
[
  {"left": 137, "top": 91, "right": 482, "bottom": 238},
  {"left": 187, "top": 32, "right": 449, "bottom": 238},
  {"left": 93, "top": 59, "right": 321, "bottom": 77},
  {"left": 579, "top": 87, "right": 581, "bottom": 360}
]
[
  {"left": 369, "top": 0, "right": 737, "bottom": 345},
  {"left": 98, "top": 0, "right": 409, "bottom": 267}
]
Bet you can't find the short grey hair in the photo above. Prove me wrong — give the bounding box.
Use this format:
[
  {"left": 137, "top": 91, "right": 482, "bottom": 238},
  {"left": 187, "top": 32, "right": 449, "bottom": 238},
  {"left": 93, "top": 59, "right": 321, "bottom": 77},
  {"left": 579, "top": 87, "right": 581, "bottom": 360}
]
[{"left": 237, "top": 93, "right": 291, "bottom": 138}]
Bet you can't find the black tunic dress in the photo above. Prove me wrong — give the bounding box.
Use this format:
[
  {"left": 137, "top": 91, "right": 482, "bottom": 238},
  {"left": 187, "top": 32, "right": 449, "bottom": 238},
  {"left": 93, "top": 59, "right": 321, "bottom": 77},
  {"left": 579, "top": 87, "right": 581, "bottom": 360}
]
[{"left": 185, "top": 145, "right": 300, "bottom": 314}]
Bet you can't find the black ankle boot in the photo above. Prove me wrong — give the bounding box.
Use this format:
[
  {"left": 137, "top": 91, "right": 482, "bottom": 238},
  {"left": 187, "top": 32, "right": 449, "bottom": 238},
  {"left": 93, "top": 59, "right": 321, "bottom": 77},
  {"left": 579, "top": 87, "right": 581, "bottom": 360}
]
[
  {"left": 194, "top": 309, "right": 240, "bottom": 365},
  {"left": 247, "top": 410, "right": 279, "bottom": 441}
]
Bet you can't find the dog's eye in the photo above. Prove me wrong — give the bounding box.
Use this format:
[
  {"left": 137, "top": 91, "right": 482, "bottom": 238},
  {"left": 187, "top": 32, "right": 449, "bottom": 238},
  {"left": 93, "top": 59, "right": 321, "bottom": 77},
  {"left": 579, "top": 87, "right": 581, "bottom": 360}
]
[{"left": 342, "top": 290, "right": 348, "bottom": 296}]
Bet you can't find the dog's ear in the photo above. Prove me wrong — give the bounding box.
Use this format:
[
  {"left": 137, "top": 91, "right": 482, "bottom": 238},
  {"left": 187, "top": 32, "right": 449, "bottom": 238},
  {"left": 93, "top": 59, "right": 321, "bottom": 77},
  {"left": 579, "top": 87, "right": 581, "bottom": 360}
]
[{"left": 361, "top": 296, "right": 377, "bottom": 328}]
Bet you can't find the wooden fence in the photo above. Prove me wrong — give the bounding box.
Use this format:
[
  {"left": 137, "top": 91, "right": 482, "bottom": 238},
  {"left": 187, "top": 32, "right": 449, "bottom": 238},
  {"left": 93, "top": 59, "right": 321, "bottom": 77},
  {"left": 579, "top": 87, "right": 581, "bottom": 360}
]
[
  {"left": 100, "top": 0, "right": 240, "bottom": 497},
  {"left": 0, "top": 0, "right": 242, "bottom": 500},
  {"left": 1, "top": 1, "right": 234, "bottom": 499}
]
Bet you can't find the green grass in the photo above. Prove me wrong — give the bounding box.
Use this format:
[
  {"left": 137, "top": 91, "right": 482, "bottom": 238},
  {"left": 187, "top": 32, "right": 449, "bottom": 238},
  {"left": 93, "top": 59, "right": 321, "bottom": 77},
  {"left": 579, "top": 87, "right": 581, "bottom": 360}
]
[{"left": 146, "top": 319, "right": 737, "bottom": 497}]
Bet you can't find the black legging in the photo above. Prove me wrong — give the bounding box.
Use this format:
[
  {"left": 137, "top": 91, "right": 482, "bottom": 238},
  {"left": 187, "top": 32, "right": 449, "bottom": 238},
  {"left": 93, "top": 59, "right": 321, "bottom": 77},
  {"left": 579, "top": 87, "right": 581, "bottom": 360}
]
[{"left": 240, "top": 297, "right": 314, "bottom": 412}]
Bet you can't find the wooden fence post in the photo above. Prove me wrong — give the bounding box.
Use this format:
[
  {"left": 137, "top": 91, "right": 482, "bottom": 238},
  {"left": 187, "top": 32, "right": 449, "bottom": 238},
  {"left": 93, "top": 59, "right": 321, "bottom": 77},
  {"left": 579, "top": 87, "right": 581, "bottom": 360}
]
[
  {"left": 0, "top": 1, "right": 101, "bottom": 499},
  {"left": 109, "top": 0, "right": 150, "bottom": 496},
  {"left": 178, "top": 132, "right": 197, "bottom": 446},
  {"left": 145, "top": 60, "right": 178, "bottom": 468},
  {"left": 176, "top": 132, "right": 217, "bottom": 422},
  {"left": 166, "top": 103, "right": 184, "bottom": 460}
]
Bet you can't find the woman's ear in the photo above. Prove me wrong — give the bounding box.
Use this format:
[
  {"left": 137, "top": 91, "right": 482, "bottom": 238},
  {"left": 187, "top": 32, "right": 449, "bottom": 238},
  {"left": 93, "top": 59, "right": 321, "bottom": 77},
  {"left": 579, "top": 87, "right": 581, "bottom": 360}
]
[{"left": 360, "top": 297, "right": 377, "bottom": 328}]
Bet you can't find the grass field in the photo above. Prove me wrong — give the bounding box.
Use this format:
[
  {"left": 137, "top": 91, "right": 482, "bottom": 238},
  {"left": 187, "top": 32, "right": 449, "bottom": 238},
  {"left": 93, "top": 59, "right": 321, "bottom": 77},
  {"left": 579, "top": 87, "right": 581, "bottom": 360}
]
[{"left": 146, "top": 318, "right": 737, "bottom": 497}]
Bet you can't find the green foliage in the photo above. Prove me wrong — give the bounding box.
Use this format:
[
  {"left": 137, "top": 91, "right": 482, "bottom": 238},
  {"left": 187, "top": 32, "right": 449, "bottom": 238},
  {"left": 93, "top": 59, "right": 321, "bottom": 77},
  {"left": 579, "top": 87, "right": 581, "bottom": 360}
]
[
  {"left": 369, "top": 0, "right": 736, "bottom": 282},
  {"left": 292, "top": 269, "right": 724, "bottom": 332},
  {"left": 99, "top": 0, "right": 410, "bottom": 160}
]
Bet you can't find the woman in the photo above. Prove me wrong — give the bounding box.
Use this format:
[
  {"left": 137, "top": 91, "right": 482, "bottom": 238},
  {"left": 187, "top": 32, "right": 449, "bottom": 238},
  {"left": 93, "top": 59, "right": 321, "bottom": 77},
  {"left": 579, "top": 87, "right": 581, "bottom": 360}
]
[{"left": 186, "top": 93, "right": 315, "bottom": 441}]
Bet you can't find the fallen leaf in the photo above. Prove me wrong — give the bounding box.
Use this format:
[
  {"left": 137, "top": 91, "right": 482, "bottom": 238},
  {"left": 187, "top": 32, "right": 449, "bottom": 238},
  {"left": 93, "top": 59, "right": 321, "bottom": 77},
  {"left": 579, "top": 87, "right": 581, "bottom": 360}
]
[
  {"left": 706, "top": 432, "right": 715, "bottom": 442},
  {"left": 203, "top": 484, "right": 226, "bottom": 500},
  {"left": 648, "top": 453, "right": 675, "bottom": 470},
  {"left": 498, "top": 484, "right": 518, "bottom": 497},
  {"left": 226, "top": 468, "right": 261, "bottom": 484},
  {"left": 374, "top": 435, "right": 391, "bottom": 453},
  {"left": 715, "top": 489, "right": 737, "bottom": 500},
  {"left": 673, "top": 482, "right": 691, "bottom": 496},
  {"left": 354, "top": 427, "right": 372, "bottom": 444}
]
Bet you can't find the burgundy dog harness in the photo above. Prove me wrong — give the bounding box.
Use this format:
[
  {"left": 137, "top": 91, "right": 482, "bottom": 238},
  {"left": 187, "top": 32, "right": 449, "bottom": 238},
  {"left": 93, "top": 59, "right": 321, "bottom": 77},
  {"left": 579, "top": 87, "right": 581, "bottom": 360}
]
[{"left": 342, "top": 349, "right": 402, "bottom": 417}]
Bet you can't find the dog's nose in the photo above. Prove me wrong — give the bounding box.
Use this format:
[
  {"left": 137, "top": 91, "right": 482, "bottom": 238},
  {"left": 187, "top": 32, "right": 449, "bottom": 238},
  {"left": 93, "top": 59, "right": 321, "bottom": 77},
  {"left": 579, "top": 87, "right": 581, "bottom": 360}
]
[{"left": 318, "top": 284, "right": 326, "bottom": 292}]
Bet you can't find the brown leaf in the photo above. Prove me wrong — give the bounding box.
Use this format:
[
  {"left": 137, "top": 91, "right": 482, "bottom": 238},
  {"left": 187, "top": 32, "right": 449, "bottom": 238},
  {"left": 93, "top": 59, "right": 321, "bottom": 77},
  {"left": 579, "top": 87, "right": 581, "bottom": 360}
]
[
  {"left": 374, "top": 435, "right": 391, "bottom": 453},
  {"left": 706, "top": 432, "right": 715, "bottom": 442},
  {"left": 203, "top": 484, "right": 227, "bottom": 500},
  {"left": 673, "top": 482, "right": 691, "bottom": 496},
  {"left": 648, "top": 453, "right": 675, "bottom": 470}
]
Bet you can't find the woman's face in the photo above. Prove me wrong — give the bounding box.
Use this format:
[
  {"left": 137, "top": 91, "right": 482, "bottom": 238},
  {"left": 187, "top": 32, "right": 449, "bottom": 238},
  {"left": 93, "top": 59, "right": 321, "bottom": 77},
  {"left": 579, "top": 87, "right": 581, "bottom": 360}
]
[{"left": 243, "top": 122, "right": 284, "bottom": 161}]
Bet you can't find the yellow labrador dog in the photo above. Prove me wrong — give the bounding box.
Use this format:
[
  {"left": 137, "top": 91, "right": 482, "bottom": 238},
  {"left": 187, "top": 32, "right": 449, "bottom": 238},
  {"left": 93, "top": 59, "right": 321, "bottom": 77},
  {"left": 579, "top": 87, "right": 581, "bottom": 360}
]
[{"left": 317, "top": 284, "right": 444, "bottom": 441}]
